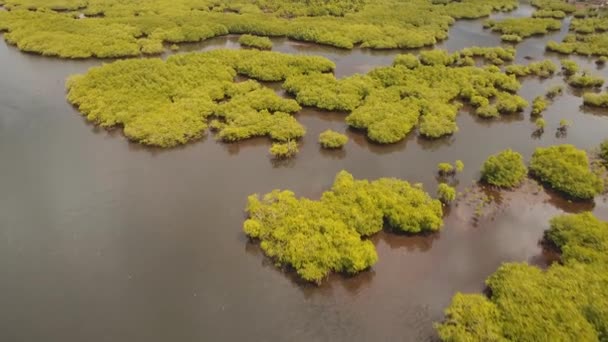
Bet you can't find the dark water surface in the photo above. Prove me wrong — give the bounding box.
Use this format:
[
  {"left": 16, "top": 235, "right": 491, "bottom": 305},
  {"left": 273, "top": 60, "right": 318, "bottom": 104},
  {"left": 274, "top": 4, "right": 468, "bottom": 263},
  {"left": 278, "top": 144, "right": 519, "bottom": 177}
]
[{"left": 1, "top": 5, "right": 608, "bottom": 341}]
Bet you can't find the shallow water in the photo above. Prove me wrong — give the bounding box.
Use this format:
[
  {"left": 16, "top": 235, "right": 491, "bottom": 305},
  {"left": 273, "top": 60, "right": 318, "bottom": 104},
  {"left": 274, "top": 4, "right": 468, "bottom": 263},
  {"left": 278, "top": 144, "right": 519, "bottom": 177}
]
[{"left": 1, "top": 4, "right": 608, "bottom": 341}]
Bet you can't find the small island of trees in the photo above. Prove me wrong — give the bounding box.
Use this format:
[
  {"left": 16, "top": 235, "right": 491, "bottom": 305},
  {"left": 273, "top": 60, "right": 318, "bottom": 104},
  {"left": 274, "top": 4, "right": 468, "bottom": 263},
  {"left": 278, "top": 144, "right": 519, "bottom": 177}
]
[
  {"left": 243, "top": 170, "right": 444, "bottom": 283},
  {"left": 480, "top": 149, "right": 527, "bottom": 188}
]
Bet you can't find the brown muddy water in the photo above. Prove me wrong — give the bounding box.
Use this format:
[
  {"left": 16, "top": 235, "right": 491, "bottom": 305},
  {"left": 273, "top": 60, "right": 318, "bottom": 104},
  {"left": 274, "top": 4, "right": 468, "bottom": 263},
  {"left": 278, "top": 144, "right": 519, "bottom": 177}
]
[{"left": 1, "top": 4, "right": 608, "bottom": 341}]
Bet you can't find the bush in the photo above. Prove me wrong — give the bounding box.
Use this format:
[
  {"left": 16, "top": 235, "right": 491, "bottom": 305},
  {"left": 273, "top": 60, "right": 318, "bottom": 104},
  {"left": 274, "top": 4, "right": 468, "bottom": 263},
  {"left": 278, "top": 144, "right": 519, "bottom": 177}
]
[
  {"left": 545, "top": 85, "right": 563, "bottom": 99},
  {"left": 238, "top": 34, "right": 273, "bottom": 50},
  {"left": 318, "top": 130, "right": 348, "bottom": 149},
  {"left": 583, "top": 93, "right": 608, "bottom": 107},
  {"left": 244, "top": 171, "right": 443, "bottom": 283},
  {"left": 601, "top": 139, "right": 608, "bottom": 163},
  {"left": 568, "top": 73, "right": 605, "bottom": 88},
  {"left": 269, "top": 141, "right": 298, "bottom": 159},
  {"left": 455, "top": 160, "right": 464, "bottom": 172},
  {"left": 535, "top": 117, "right": 546, "bottom": 130},
  {"left": 438, "top": 162, "right": 455, "bottom": 175},
  {"left": 436, "top": 212, "right": 608, "bottom": 342},
  {"left": 561, "top": 59, "right": 579, "bottom": 75},
  {"left": 481, "top": 149, "right": 527, "bottom": 188},
  {"left": 531, "top": 96, "right": 548, "bottom": 115},
  {"left": 505, "top": 59, "right": 557, "bottom": 78},
  {"left": 437, "top": 183, "right": 456, "bottom": 203},
  {"left": 529, "top": 144, "right": 604, "bottom": 199},
  {"left": 501, "top": 34, "right": 522, "bottom": 42}
]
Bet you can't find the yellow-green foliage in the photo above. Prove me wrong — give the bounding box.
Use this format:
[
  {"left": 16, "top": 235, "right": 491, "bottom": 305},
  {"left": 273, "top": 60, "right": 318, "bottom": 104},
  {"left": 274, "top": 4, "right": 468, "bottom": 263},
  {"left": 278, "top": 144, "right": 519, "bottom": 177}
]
[
  {"left": 438, "top": 162, "right": 455, "bottom": 175},
  {"left": 318, "top": 130, "right": 348, "bottom": 149},
  {"left": 457, "top": 46, "right": 516, "bottom": 65},
  {"left": 484, "top": 17, "right": 561, "bottom": 40},
  {"left": 66, "top": 49, "right": 334, "bottom": 147},
  {"left": 243, "top": 170, "right": 443, "bottom": 283},
  {"left": 269, "top": 140, "right": 298, "bottom": 159},
  {"left": 285, "top": 56, "right": 523, "bottom": 142},
  {"left": 567, "top": 72, "right": 605, "bottom": 88},
  {"left": 455, "top": 160, "right": 464, "bottom": 172},
  {"left": 480, "top": 149, "right": 527, "bottom": 188},
  {"left": 500, "top": 34, "right": 522, "bottom": 42},
  {"left": 437, "top": 212, "right": 608, "bottom": 341},
  {"left": 531, "top": 0, "right": 576, "bottom": 12},
  {"left": 561, "top": 58, "right": 579, "bottom": 75},
  {"left": 529, "top": 144, "right": 604, "bottom": 199},
  {"left": 547, "top": 20, "right": 608, "bottom": 56},
  {"left": 583, "top": 92, "right": 608, "bottom": 108},
  {"left": 0, "top": 0, "right": 518, "bottom": 58},
  {"left": 532, "top": 9, "right": 566, "bottom": 19},
  {"left": 545, "top": 85, "right": 564, "bottom": 99},
  {"left": 531, "top": 96, "right": 548, "bottom": 115},
  {"left": 505, "top": 59, "right": 557, "bottom": 78},
  {"left": 238, "top": 34, "right": 272, "bottom": 50},
  {"left": 437, "top": 183, "right": 456, "bottom": 203},
  {"left": 535, "top": 117, "right": 546, "bottom": 129},
  {"left": 600, "top": 139, "right": 608, "bottom": 163}
]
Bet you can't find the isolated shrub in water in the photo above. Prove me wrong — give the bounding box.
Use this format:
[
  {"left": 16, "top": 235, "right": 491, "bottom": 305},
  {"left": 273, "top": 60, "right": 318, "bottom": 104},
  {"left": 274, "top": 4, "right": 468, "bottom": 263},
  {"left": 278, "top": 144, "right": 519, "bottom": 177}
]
[
  {"left": 437, "top": 183, "right": 456, "bottom": 203},
  {"left": 269, "top": 141, "right": 298, "bottom": 159},
  {"left": 481, "top": 149, "right": 527, "bottom": 188},
  {"left": 319, "top": 130, "right": 348, "bottom": 149}
]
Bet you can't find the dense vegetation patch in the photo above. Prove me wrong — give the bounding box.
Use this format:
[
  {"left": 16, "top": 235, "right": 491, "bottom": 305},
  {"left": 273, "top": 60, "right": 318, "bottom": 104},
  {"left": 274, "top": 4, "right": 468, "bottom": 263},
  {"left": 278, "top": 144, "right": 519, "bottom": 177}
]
[
  {"left": 547, "top": 16, "right": 608, "bottom": 56},
  {"left": 437, "top": 183, "right": 456, "bottom": 203},
  {"left": 284, "top": 52, "right": 523, "bottom": 142},
  {"left": 480, "top": 149, "right": 527, "bottom": 188},
  {"left": 318, "top": 130, "right": 348, "bottom": 149},
  {"left": 567, "top": 72, "right": 605, "bottom": 88},
  {"left": 437, "top": 212, "right": 608, "bottom": 341},
  {"left": 583, "top": 92, "right": 608, "bottom": 107},
  {"left": 243, "top": 170, "right": 443, "bottom": 283},
  {"left": 238, "top": 34, "right": 272, "bottom": 50},
  {"left": 529, "top": 144, "right": 604, "bottom": 199},
  {"left": 269, "top": 140, "right": 298, "bottom": 159},
  {"left": 66, "top": 49, "right": 334, "bottom": 147},
  {"left": 504, "top": 59, "right": 557, "bottom": 78},
  {"left": 0, "top": 0, "right": 518, "bottom": 58},
  {"left": 601, "top": 139, "right": 608, "bottom": 163},
  {"left": 531, "top": 0, "right": 576, "bottom": 13},
  {"left": 484, "top": 17, "right": 561, "bottom": 42}
]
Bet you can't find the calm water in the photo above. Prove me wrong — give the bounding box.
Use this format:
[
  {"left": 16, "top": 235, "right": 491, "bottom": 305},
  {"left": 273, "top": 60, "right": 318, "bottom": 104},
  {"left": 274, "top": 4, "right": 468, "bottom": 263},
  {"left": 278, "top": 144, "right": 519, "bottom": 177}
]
[{"left": 1, "top": 5, "right": 608, "bottom": 341}]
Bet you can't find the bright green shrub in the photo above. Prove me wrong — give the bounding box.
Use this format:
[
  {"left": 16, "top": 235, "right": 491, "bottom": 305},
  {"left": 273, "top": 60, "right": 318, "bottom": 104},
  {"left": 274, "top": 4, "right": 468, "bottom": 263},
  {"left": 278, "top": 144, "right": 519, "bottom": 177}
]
[
  {"left": 436, "top": 293, "right": 503, "bottom": 341},
  {"left": 455, "top": 160, "right": 464, "bottom": 172},
  {"left": 529, "top": 144, "right": 604, "bottom": 199},
  {"left": 568, "top": 73, "right": 605, "bottom": 88},
  {"left": 438, "top": 162, "right": 455, "bottom": 175},
  {"left": 495, "top": 92, "right": 528, "bottom": 113},
  {"left": 505, "top": 59, "right": 557, "bottom": 78},
  {"left": 561, "top": 59, "right": 579, "bottom": 75},
  {"left": 238, "top": 34, "right": 273, "bottom": 50},
  {"left": 533, "top": 9, "right": 566, "bottom": 19},
  {"left": 269, "top": 141, "right": 298, "bottom": 159},
  {"left": 535, "top": 118, "right": 546, "bottom": 131},
  {"left": 437, "top": 183, "right": 456, "bottom": 203},
  {"left": 531, "top": 96, "right": 548, "bottom": 115},
  {"left": 244, "top": 170, "right": 443, "bottom": 283},
  {"left": 501, "top": 34, "right": 522, "bottom": 42},
  {"left": 481, "top": 149, "right": 527, "bottom": 188},
  {"left": 393, "top": 53, "right": 420, "bottom": 69},
  {"left": 546, "top": 85, "right": 564, "bottom": 99},
  {"left": 600, "top": 139, "right": 608, "bottom": 163},
  {"left": 419, "top": 50, "right": 456, "bottom": 66},
  {"left": 583, "top": 92, "right": 608, "bottom": 108},
  {"left": 531, "top": 0, "right": 576, "bottom": 13},
  {"left": 318, "top": 130, "right": 348, "bottom": 149}
]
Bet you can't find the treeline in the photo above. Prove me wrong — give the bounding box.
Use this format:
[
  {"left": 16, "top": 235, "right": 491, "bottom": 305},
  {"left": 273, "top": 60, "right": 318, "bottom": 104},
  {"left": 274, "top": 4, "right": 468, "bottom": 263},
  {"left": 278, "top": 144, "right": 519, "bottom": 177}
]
[
  {"left": 243, "top": 170, "right": 444, "bottom": 283},
  {"left": 66, "top": 49, "right": 334, "bottom": 147},
  {"left": 0, "top": 0, "right": 518, "bottom": 58},
  {"left": 437, "top": 212, "right": 608, "bottom": 341}
]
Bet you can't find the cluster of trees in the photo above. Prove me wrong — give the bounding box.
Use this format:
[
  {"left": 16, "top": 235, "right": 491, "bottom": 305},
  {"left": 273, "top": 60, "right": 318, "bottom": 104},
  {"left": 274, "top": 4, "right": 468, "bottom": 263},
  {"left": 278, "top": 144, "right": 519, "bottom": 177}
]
[
  {"left": 546, "top": 16, "right": 608, "bottom": 57},
  {"left": 238, "top": 34, "right": 272, "bottom": 50},
  {"left": 504, "top": 59, "right": 557, "bottom": 78},
  {"left": 269, "top": 140, "right": 298, "bottom": 159},
  {"left": 567, "top": 72, "right": 605, "bottom": 88},
  {"left": 531, "top": 0, "right": 576, "bottom": 13},
  {"left": 0, "top": 0, "right": 520, "bottom": 58},
  {"left": 437, "top": 212, "right": 608, "bottom": 341},
  {"left": 583, "top": 92, "right": 608, "bottom": 107},
  {"left": 66, "top": 49, "right": 334, "bottom": 148},
  {"left": 484, "top": 17, "right": 561, "bottom": 42},
  {"left": 284, "top": 53, "right": 525, "bottom": 143},
  {"left": 529, "top": 144, "right": 604, "bottom": 199},
  {"left": 532, "top": 9, "right": 566, "bottom": 19},
  {"left": 480, "top": 149, "right": 527, "bottom": 188},
  {"left": 318, "top": 130, "right": 348, "bottom": 149},
  {"left": 437, "top": 160, "right": 464, "bottom": 176},
  {"left": 243, "top": 170, "right": 444, "bottom": 283}
]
